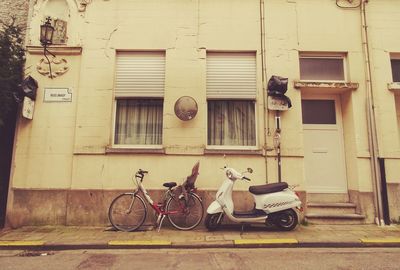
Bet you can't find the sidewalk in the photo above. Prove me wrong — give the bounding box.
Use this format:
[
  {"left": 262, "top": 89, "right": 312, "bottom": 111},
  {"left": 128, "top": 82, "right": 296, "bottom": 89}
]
[{"left": 1, "top": 224, "right": 400, "bottom": 250}]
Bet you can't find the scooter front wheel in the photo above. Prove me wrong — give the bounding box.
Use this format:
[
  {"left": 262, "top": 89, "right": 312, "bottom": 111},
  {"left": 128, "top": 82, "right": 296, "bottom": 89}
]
[
  {"left": 272, "top": 208, "right": 298, "bottom": 231},
  {"left": 205, "top": 213, "right": 223, "bottom": 231}
]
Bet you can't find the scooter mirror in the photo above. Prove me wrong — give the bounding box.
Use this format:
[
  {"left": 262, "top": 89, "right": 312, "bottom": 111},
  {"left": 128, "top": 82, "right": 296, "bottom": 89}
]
[{"left": 247, "top": 168, "right": 253, "bottom": 173}]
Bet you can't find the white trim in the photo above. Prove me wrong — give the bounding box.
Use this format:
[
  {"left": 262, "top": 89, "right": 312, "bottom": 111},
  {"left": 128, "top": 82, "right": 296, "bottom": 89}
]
[
  {"left": 388, "top": 82, "right": 400, "bottom": 90},
  {"left": 111, "top": 144, "right": 163, "bottom": 149},
  {"left": 206, "top": 100, "right": 258, "bottom": 149},
  {"left": 299, "top": 53, "right": 347, "bottom": 82},
  {"left": 111, "top": 99, "right": 164, "bottom": 148},
  {"left": 302, "top": 94, "right": 348, "bottom": 193},
  {"left": 206, "top": 145, "right": 259, "bottom": 151},
  {"left": 112, "top": 51, "right": 165, "bottom": 149},
  {"left": 390, "top": 56, "right": 400, "bottom": 83}
]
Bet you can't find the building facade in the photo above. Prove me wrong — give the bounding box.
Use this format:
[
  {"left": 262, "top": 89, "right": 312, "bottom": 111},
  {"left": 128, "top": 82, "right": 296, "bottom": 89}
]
[{"left": 5, "top": 0, "right": 400, "bottom": 227}]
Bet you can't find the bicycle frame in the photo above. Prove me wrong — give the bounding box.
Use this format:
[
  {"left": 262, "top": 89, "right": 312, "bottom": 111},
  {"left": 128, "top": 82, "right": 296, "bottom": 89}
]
[{"left": 133, "top": 172, "right": 187, "bottom": 230}]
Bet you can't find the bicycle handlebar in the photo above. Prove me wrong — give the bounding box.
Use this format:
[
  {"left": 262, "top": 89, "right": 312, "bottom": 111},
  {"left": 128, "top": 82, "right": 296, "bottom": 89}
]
[
  {"left": 135, "top": 169, "right": 148, "bottom": 181},
  {"left": 138, "top": 169, "right": 148, "bottom": 174}
]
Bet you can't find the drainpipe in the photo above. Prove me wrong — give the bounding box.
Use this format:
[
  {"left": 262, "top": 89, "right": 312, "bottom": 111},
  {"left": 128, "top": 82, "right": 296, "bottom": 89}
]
[
  {"left": 260, "top": 0, "right": 270, "bottom": 183},
  {"left": 360, "top": 0, "right": 384, "bottom": 226}
]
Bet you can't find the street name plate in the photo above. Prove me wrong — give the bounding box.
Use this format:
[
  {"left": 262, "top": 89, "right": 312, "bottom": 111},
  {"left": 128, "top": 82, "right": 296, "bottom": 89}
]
[{"left": 44, "top": 88, "right": 72, "bottom": 102}]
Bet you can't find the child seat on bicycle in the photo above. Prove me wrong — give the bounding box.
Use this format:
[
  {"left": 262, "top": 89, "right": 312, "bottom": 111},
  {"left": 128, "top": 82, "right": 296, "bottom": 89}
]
[{"left": 175, "top": 161, "right": 200, "bottom": 201}]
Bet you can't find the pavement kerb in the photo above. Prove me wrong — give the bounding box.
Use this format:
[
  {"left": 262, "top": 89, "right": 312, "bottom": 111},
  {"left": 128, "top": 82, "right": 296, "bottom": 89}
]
[
  {"left": 1, "top": 239, "right": 400, "bottom": 250},
  {"left": 1, "top": 225, "right": 400, "bottom": 250}
]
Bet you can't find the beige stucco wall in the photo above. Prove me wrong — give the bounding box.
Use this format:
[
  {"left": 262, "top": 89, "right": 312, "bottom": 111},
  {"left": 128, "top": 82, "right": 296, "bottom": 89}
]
[
  {"left": 7, "top": 0, "right": 400, "bottom": 225},
  {"left": 10, "top": 0, "right": 376, "bottom": 189},
  {"left": 367, "top": 1, "right": 400, "bottom": 183}
]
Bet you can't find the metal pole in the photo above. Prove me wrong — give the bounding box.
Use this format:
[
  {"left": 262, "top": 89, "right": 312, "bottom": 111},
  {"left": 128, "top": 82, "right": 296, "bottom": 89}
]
[
  {"left": 361, "top": 0, "right": 384, "bottom": 225},
  {"left": 275, "top": 111, "right": 282, "bottom": 183}
]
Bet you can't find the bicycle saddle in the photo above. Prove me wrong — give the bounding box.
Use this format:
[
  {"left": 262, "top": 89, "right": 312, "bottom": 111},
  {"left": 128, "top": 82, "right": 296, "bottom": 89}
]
[{"left": 163, "top": 182, "right": 177, "bottom": 188}]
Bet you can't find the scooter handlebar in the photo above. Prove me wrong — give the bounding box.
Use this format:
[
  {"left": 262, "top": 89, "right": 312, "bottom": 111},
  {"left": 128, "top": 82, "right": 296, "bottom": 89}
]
[{"left": 242, "top": 176, "right": 251, "bottom": 181}]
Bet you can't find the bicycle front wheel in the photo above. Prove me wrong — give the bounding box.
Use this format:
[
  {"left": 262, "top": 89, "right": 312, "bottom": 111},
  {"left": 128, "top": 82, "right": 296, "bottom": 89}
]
[
  {"left": 166, "top": 193, "right": 204, "bottom": 230},
  {"left": 108, "top": 193, "right": 147, "bottom": 232}
]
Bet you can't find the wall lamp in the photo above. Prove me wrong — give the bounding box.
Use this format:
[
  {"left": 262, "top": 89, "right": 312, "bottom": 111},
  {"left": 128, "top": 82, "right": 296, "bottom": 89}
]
[{"left": 40, "top": 17, "right": 55, "bottom": 79}]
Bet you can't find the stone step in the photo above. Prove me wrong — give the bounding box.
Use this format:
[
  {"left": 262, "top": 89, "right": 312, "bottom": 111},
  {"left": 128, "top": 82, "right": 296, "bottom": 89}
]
[
  {"left": 307, "top": 202, "right": 357, "bottom": 215},
  {"left": 307, "top": 193, "right": 349, "bottom": 203},
  {"left": 305, "top": 213, "right": 366, "bottom": 225}
]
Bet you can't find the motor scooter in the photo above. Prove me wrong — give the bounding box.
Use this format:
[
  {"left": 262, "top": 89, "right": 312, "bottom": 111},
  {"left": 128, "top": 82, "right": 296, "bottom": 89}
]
[{"left": 205, "top": 166, "right": 302, "bottom": 231}]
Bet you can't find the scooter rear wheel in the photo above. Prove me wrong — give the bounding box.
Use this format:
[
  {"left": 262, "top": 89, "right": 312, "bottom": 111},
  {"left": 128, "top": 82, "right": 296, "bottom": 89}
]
[
  {"left": 272, "top": 209, "right": 298, "bottom": 231},
  {"left": 205, "top": 213, "right": 223, "bottom": 231}
]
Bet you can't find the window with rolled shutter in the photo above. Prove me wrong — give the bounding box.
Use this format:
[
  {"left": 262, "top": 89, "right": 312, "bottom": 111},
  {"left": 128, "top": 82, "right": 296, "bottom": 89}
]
[
  {"left": 206, "top": 52, "right": 257, "bottom": 147},
  {"left": 115, "top": 51, "right": 165, "bottom": 98},
  {"left": 206, "top": 52, "right": 257, "bottom": 100},
  {"left": 113, "top": 51, "right": 165, "bottom": 146}
]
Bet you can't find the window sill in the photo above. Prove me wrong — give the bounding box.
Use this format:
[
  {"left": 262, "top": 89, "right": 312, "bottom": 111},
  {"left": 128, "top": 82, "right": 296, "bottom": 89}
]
[
  {"left": 388, "top": 82, "right": 400, "bottom": 91},
  {"left": 204, "top": 148, "right": 263, "bottom": 156},
  {"left": 294, "top": 81, "right": 359, "bottom": 92},
  {"left": 105, "top": 146, "right": 165, "bottom": 154}
]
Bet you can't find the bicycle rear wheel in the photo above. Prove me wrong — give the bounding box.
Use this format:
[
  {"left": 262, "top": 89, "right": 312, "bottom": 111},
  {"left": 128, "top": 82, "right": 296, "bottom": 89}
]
[
  {"left": 166, "top": 193, "right": 204, "bottom": 230},
  {"left": 108, "top": 193, "right": 147, "bottom": 232}
]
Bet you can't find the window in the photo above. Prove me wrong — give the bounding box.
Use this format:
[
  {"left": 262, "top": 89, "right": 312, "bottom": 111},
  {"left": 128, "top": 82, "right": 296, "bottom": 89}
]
[
  {"left": 391, "top": 58, "right": 400, "bottom": 82},
  {"left": 208, "top": 100, "right": 256, "bottom": 146},
  {"left": 113, "top": 52, "right": 165, "bottom": 146},
  {"left": 302, "top": 100, "right": 336, "bottom": 125},
  {"left": 206, "top": 52, "right": 257, "bottom": 147},
  {"left": 299, "top": 54, "right": 346, "bottom": 81},
  {"left": 395, "top": 95, "right": 400, "bottom": 142}
]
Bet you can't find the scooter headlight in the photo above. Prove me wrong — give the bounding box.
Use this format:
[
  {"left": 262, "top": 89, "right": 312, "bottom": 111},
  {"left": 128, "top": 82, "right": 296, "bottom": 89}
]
[{"left": 226, "top": 169, "right": 234, "bottom": 180}]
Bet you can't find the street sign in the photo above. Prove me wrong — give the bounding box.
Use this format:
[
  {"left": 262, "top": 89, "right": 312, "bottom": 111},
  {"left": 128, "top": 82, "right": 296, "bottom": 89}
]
[
  {"left": 267, "top": 96, "right": 290, "bottom": 111},
  {"left": 44, "top": 88, "right": 72, "bottom": 102}
]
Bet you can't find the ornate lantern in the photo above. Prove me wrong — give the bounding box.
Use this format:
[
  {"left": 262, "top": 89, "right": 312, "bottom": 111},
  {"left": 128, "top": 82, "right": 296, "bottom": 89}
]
[
  {"left": 40, "top": 17, "right": 54, "bottom": 46},
  {"left": 39, "top": 17, "right": 55, "bottom": 78}
]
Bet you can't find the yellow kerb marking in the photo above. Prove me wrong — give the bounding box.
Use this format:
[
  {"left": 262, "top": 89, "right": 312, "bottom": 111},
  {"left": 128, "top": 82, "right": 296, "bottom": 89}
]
[
  {"left": 360, "top": 238, "right": 400, "bottom": 243},
  {"left": 0, "top": 241, "right": 45, "bottom": 246},
  {"left": 108, "top": 240, "right": 171, "bottom": 246},
  {"left": 235, "top": 238, "right": 298, "bottom": 245}
]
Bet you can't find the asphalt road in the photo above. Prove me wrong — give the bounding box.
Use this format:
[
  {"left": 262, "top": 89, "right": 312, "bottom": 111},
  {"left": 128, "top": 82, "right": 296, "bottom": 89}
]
[{"left": 0, "top": 248, "right": 399, "bottom": 270}]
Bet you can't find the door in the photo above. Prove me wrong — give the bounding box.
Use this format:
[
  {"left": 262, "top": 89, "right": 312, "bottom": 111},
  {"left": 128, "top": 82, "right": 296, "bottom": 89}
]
[{"left": 302, "top": 95, "right": 347, "bottom": 193}]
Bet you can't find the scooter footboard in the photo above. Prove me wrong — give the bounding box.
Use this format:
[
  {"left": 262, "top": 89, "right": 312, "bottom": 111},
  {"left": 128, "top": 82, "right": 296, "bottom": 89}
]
[{"left": 206, "top": 201, "right": 223, "bottom": 214}]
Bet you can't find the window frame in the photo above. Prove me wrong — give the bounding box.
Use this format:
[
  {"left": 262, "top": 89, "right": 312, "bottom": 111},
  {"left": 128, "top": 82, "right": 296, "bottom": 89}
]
[
  {"left": 111, "top": 51, "right": 165, "bottom": 149},
  {"left": 206, "top": 99, "right": 258, "bottom": 150},
  {"left": 205, "top": 51, "right": 259, "bottom": 150},
  {"left": 112, "top": 98, "right": 164, "bottom": 149},
  {"left": 390, "top": 54, "right": 400, "bottom": 83},
  {"left": 299, "top": 53, "right": 347, "bottom": 83}
]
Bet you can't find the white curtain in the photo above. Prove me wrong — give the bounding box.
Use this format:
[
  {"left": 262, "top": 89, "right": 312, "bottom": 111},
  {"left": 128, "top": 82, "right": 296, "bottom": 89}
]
[
  {"left": 115, "top": 99, "right": 163, "bottom": 145},
  {"left": 208, "top": 100, "right": 256, "bottom": 146}
]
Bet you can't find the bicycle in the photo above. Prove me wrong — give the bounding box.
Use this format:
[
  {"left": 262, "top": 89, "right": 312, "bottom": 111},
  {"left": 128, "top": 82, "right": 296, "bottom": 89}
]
[{"left": 108, "top": 162, "right": 204, "bottom": 232}]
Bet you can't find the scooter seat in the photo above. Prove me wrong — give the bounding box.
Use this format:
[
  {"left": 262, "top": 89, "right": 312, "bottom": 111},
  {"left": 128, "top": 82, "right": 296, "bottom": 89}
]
[{"left": 249, "top": 182, "right": 288, "bottom": 195}]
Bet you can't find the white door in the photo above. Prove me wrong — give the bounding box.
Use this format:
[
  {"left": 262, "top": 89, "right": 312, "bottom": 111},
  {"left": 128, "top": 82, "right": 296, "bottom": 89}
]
[{"left": 302, "top": 95, "right": 347, "bottom": 193}]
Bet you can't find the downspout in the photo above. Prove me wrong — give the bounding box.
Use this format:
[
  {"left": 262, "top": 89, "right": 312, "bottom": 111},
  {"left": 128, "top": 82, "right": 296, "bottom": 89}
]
[
  {"left": 360, "top": 0, "right": 384, "bottom": 226},
  {"left": 260, "top": 0, "right": 270, "bottom": 183}
]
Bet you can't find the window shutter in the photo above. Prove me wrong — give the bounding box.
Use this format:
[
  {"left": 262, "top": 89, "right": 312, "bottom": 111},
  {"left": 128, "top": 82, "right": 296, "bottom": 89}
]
[
  {"left": 207, "top": 52, "right": 257, "bottom": 99},
  {"left": 115, "top": 51, "right": 165, "bottom": 98}
]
